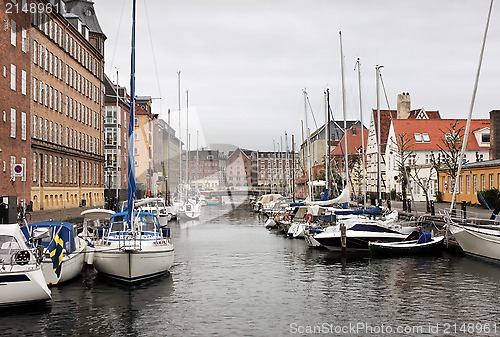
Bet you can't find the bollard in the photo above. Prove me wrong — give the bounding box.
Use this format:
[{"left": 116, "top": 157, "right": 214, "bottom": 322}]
[
  {"left": 430, "top": 200, "right": 435, "bottom": 216},
  {"left": 461, "top": 200, "right": 467, "bottom": 220}
]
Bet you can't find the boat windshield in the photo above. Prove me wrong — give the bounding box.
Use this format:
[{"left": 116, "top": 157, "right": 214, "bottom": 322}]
[
  {"left": 0, "top": 235, "right": 21, "bottom": 261},
  {"left": 138, "top": 214, "right": 158, "bottom": 232}
]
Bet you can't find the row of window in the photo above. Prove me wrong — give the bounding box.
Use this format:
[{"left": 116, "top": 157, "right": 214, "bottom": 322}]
[
  {"left": 33, "top": 153, "right": 100, "bottom": 185},
  {"left": 32, "top": 115, "right": 100, "bottom": 155},
  {"left": 446, "top": 173, "right": 500, "bottom": 194},
  {"left": 32, "top": 11, "right": 102, "bottom": 79},
  {"left": 32, "top": 78, "right": 100, "bottom": 130},
  {"left": 33, "top": 40, "right": 101, "bottom": 106}
]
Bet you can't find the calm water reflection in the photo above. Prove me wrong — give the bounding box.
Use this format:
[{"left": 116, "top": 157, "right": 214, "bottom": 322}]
[{"left": 2, "top": 204, "right": 500, "bottom": 336}]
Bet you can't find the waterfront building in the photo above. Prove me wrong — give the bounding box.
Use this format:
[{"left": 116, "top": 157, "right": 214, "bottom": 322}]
[
  {"left": 0, "top": 2, "right": 31, "bottom": 204},
  {"left": 103, "top": 74, "right": 128, "bottom": 203},
  {"left": 365, "top": 92, "right": 441, "bottom": 202},
  {"left": 257, "top": 150, "right": 299, "bottom": 195},
  {"left": 29, "top": 0, "right": 106, "bottom": 210},
  {"left": 330, "top": 124, "right": 369, "bottom": 201},
  {"left": 133, "top": 96, "right": 156, "bottom": 198},
  {"left": 188, "top": 149, "right": 225, "bottom": 191},
  {"left": 439, "top": 110, "right": 498, "bottom": 205},
  {"left": 225, "top": 148, "right": 257, "bottom": 190},
  {"left": 153, "top": 117, "right": 181, "bottom": 202},
  {"left": 386, "top": 118, "right": 490, "bottom": 203}
]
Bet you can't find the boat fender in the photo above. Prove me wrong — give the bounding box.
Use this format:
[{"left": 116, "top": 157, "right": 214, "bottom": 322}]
[
  {"left": 283, "top": 214, "right": 291, "bottom": 221},
  {"left": 304, "top": 213, "right": 314, "bottom": 223},
  {"left": 14, "top": 250, "right": 30, "bottom": 265}
]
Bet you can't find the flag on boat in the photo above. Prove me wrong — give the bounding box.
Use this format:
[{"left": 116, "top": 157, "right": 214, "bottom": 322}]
[{"left": 48, "top": 230, "right": 64, "bottom": 278}]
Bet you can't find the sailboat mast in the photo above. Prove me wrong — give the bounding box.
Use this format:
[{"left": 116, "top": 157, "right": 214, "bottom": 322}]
[
  {"left": 115, "top": 69, "right": 120, "bottom": 205},
  {"left": 376, "top": 65, "right": 383, "bottom": 204},
  {"left": 356, "top": 58, "right": 367, "bottom": 208},
  {"left": 450, "top": 0, "right": 494, "bottom": 213},
  {"left": 303, "top": 89, "right": 313, "bottom": 200},
  {"left": 324, "top": 89, "right": 330, "bottom": 197},
  {"left": 127, "top": 0, "right": 138, "bottom": 227},
  {"left": 177, "top": 71, "right": 182, "bottom": 197},
  {"left": 339, "top": 32, "right": 349, "bottom": 190},
  {"left": 185, "top": 90, "right": 189, "bottom": 192}
]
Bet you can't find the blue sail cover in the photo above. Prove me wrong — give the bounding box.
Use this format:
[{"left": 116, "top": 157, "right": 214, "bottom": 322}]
[
  {"left": 334, "top": 205, "right": 382, "bottom": 216},
  {"left": 319, "top": 188, "right": 329, "bottom": 201},
  {"left": 126, "top": 0, "right": 137, "bottom": 229}
]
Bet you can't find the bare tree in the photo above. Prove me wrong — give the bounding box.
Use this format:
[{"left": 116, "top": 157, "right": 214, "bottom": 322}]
[
  {"left": 408, "top": 164, "right": 435, "bottom": 213},
  {"left": 431, "top": 121, "right": 465, "bottom": 195},
  {"left": 394, "top": 132, "right": 415, "bottom": 211}
]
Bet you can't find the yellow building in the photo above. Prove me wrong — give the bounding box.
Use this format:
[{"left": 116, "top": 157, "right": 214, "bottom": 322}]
[{"left": 440, "top": 159, "right": 500, "bottom": 204}]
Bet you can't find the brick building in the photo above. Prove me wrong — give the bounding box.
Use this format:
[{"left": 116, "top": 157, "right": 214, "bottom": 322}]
[
  {"left": 0, "top": 0, "right": 31, "bottom": 204},
  {"left": 29, "top": 0, "right": 106, "bottom": 210}
]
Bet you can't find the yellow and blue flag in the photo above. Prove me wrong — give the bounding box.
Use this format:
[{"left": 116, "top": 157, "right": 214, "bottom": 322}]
[{"left": 48, "top": 232, "right": 64, "bottom": 278}]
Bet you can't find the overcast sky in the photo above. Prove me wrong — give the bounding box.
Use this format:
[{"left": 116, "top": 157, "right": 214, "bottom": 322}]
[{"left": 93, "top": 0, "right": 499, "bottom": 151}]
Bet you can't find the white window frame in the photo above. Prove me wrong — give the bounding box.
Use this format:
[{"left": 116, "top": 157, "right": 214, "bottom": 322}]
[
  {"left": 21, "top": 70, "right": 26, "bottom": 95},
  {"left": 10, "top": 19, "right": 16, "bottom": 46},
  {"left": 10, "top": 64, "right": 16, "bottom": 91},
  {"left": 10, "top": 108, "right": 16, "bottom": 138}
]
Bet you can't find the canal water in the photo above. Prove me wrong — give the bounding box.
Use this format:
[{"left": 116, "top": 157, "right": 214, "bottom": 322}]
[{"left": 2, "top": 202, "right": 500, "bottom": 336}]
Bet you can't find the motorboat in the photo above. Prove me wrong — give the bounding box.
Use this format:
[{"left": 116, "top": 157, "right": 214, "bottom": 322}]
[
  {"left": 369, "top": 232, "right": 444, "bottom": 256},
  {"left": 24, "top": 221, "right": 86, "bottom": 286},
  {"left": 0, "top": 224, "right": 51, "bottom": 306},
  {"left": 92, "top": 211, "right": 174, "bottom": 283},
  {"left": 313, "top": 211, "right": 416, "bottom": 251}
]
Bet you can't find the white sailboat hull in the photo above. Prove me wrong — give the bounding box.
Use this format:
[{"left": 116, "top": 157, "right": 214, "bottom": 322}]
[
  {"left": 42, "top": 237, "right": 86, "bottom": 285},
  {"left": 449, "top": 224, "right": 500, "bottom": 261},
  {"left": 0, "top": 267, "right": 51, "bottom": 306},
  {"left": 93, "top": 244, "right": 174, "bottom": 283}
]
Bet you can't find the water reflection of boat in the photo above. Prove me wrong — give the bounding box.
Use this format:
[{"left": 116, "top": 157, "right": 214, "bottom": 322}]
[{"left": 0, "top": 224, "right": 51, "bottom": 306}]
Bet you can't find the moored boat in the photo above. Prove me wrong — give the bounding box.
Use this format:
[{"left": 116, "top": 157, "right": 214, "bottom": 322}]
[
  {"left": 25, "top": 221, "right": 86, "bottom": 286},
  {"left": 369, "top": 234, "right": 444, "bottom": 256},
  {"left": 92, "top": 211, "right": 174, "bottom": 283},
  {"left": 0, "top": 224, "right": 51, "bottom": 306},
  {"left": 80, "top": 208, "right": 115, "bottom": 265}
]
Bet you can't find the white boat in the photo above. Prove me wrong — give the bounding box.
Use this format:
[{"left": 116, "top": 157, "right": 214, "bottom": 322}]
[
  {"left": 0, "top": 224, "right": 51, "bottom": 306},
  {"left": 25, "top": 221, "right": 86, "bottom": 286},
  {"left": 80, "top": 208, "right": 116, "bottom": 265},
  {"left": 448, "top": 220, "right": 500, "bottom": 261},
  {"left": 181, "top": 199, "right": 202, "bottom": 220},
  {"left": 445, "top": 2, "right": 499, "bottom": 263},
  {"left": 136, "top": 198, "right": 172, "bottom": 225},
  {"left": 91, "top": 0, "right": 174, "bottom": 283},
  {"left": 313, "top": 212, "right": 416, "bottom": 251},
  {"left": 92, "top": 211, "right": 174, "bottom": 283}
]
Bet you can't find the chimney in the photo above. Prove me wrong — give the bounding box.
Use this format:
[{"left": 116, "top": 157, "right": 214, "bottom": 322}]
[
  {"left": 397, "top": 92, "right": 411, "bottom": 119},
  {"left": 490, "top": 110, "right": 500, "bottom": 160}
]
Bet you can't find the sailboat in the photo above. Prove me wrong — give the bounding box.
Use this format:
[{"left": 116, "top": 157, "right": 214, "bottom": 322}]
[
  {"left": 312, "top": 32, "right": 414, "bottom": 251},
  {"left": 445, "top": 0, "right": 500, "bottom": 262},
  {"left": 92, "top": 0, "right": 174, "bottom": 282}
]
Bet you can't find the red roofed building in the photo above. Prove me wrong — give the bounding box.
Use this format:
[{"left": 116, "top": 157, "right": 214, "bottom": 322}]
[
  {"left": 366, "top": 92, "right": 442, "bottom": 202},
  {"left": 386, "top": 118, "right": 490, "bottom": 202}
]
